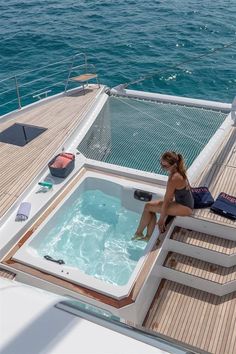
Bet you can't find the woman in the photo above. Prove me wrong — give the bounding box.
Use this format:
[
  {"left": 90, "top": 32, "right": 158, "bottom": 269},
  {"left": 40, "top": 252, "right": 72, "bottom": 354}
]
[{"left": 134, "top": 151, "right": 194, "bottom": 240}]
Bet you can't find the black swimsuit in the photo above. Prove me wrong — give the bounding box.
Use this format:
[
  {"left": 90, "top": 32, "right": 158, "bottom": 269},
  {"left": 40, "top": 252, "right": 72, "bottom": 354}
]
[{"left": 174, "top": 185, "right": 194, "bottom": 209}]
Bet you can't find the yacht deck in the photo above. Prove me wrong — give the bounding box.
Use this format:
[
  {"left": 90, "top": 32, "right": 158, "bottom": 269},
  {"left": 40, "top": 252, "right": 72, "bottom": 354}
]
[
  {"left": 171, "top": 226, "right": 236, "bottom": 255},
  {"left": 143, "top": 123, "right": 236, "bottom": 354},
  {"left": 0, "top": 86, "right": 102, "bottom": 219},
  {"left": 143, "top": 226, "right": 236, "bottom": 354},
  {"left": 0, "top": 90, "right": 236, "bottom": 354},
  {"left": 144, "top": 280, "right": 236, "bottom": 354},
  {"left": 192, "top": 126, "right": 236, "bottom": 228}
]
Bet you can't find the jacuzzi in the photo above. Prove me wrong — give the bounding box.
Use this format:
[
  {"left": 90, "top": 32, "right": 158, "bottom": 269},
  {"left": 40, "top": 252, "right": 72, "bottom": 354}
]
[{"left": 13, "top": 170, "right": 163, "bottom": 299}]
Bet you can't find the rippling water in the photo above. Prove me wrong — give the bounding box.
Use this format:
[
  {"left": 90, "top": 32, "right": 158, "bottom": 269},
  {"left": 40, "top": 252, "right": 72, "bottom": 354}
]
[{"left": 0, "top": 0, "right": 236, "bottom": 114}]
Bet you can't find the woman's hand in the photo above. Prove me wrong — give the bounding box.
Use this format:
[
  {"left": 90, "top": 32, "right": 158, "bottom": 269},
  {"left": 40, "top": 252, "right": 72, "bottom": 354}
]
[{"left": 157, "top": 217, "right": 166, "bottom": 233}]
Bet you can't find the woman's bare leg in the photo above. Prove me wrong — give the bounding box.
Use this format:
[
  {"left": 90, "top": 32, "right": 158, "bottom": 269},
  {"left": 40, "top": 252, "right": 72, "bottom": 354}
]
[
  {"left": 134, "top": 200, "right": 162, "bottom": 238},
  {"left": 133, "top": 200, "right": 192, "bottom": 240},
  {"left": 145, "top": 213, "right": 156, "bottom": 239},
  {"left": 134, "top": 207, "right": 152, "bottom": 237},
  {"left": 147, "top": 212, "right": 157, "bottom": 237}
]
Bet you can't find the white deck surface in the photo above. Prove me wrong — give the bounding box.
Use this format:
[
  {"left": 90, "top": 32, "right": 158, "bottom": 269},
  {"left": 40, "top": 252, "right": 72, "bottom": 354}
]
[{"left": 0, "top": 278, "right": 169, "bottom": 354}]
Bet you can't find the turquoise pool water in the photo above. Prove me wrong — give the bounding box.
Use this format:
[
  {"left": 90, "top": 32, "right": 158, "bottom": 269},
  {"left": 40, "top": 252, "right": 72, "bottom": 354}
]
[{"left": 36, "top": 189, "right": 146, "bottom": 286}]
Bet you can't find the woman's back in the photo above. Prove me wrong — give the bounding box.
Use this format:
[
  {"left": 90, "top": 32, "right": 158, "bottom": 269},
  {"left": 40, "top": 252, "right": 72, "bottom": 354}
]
[{"left": 170, "top": 172, "right": 194, "bottom": 209}]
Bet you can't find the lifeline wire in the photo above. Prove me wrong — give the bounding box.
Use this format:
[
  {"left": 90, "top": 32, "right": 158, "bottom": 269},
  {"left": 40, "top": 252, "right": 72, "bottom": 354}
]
[{"left": 124, "top": 41, "right": 236, "bottom": 88}]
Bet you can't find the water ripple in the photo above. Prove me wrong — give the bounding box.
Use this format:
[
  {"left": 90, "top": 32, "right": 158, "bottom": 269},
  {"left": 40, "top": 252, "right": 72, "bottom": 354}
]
[{"left": 0, "top": 0, "right": 236, "bottom": 113}]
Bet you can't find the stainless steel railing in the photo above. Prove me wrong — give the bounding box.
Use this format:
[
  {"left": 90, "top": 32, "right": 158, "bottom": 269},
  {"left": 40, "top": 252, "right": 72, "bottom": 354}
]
[
  {"left": 0, "top": 53, "right": 98, "bottom": 115},
  {"left": 64, "top": 52, "right": 98, "bottom": 92},
  {"left": 56, "top": 299, "right": 199, "bottom": 354}
]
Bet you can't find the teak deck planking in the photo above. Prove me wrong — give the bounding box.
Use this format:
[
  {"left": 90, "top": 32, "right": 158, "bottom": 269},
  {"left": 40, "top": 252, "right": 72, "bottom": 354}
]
[
  {"left": 144, "top": 280, "right": 236, "bottom": 354},
  {"left": 171, "top": 226, "right": 236, "bottom": 255},
  {"left": 192, "top": 126, "right": 236, "bottom": 228},
  {"left": 144, "top": 125, "right": 236, "bottom": 354},
  {"left": 0, "top": 87, "right": 101, "bottom": 218},
  {"left": 164, "top": 252, "right": 236, "bottom": 284}
]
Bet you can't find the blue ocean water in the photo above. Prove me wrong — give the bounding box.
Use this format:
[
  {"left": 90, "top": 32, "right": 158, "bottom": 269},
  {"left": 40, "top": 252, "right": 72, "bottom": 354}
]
[{"left": 0, "top": 0, "right": 236, "bottom": 115}]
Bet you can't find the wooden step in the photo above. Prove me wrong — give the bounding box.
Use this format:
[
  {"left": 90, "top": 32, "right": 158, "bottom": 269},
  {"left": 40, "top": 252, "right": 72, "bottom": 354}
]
[
  {"left": 143, "top": 279, "right": 236, "bottom": 354},
  {"left": 164, "top": 252, "right": 236, "bottom": 284},
  {"left": 170, "top": 226, "right": 236, "bottom": 255}
]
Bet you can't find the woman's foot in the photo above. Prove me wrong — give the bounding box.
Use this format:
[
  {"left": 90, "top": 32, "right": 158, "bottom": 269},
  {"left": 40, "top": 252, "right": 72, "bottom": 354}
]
[
  {"left": 132, "top": 233, "right": 152, "bottom": 242},
  {"left": 141, "top": 234, "right": 151, "bottom": 242},
  {"left": 131, "top": 232, "right": 144, "bottom": 240}
]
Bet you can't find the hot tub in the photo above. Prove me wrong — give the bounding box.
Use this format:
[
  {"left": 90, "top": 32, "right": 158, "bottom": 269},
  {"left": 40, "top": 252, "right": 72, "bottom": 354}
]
[{"left": 13, "top": 171, "right": 162, "bottom": 299}]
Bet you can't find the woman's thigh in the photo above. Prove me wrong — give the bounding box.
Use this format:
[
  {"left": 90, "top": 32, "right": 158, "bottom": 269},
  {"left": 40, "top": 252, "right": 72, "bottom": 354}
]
[
  {"left": 166, "top": 201, "right": 193, "bottom": 216},
  {"left": 146, "top": 200, "right": 192, "bottom": 216}
]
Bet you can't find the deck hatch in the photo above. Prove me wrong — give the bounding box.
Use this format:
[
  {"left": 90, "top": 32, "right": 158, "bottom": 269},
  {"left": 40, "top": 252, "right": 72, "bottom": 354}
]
[{"left": 0, "top": 123, "right": 47, "bottom": 146}]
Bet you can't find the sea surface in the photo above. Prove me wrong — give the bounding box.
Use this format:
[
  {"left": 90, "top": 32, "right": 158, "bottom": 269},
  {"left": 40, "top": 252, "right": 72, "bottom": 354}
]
[{"left": 0, "top": 0, "right": 236, "bottom": 114}]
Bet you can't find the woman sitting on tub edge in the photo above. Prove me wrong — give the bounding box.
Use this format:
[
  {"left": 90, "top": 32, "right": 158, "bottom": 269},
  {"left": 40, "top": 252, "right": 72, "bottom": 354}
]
[{"left": 133, "top": 151, "right": 194, "bottom": 240}]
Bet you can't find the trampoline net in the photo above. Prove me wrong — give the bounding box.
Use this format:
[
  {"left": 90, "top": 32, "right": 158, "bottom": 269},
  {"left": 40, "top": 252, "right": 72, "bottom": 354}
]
[{"left": 77, "top": 96, "right": 228, "bottom": 175}]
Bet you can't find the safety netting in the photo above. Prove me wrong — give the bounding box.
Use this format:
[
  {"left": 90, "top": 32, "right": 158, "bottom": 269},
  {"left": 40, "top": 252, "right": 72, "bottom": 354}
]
[{"left": 77, "top": 96, "right": 228, "bottom": 175}]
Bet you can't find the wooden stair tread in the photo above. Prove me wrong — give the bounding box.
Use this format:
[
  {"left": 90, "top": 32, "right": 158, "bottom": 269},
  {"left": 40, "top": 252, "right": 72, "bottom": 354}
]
[
  {"left": 171, "top": 226, "right": 236, "bottom": 255},
  {"left": 164, "top": 252, "right": 236, "bottom": 284},
  {"left": 143, "top": 279, "right": 236, "bottom": 354}
]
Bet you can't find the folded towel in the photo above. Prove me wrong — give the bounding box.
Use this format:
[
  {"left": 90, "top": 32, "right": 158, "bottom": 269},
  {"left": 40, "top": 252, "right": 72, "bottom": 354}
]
[
  {"left": 210, "top": 192, "right": 236, "bottom": 220},
  {"left": 50, "top": 153, "right": 74, "bottom": 169},
  {"left": 15, "top": 202, "right": 31, "bottom": 221},
  {"left": 60, "top": 153, "right": 74, "bottom": 160},
  {"left": 50, "top": 156, "right": 71, "bottom": 169}
]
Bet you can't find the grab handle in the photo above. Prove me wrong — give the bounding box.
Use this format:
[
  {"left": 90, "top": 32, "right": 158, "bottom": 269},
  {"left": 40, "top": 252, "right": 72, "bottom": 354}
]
[{"left": 44, "top": 255, "right": 65, "bottom": 265}]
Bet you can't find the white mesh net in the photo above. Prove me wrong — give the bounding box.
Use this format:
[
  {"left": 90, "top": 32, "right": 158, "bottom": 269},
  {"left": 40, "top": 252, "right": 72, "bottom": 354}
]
[{"left": 77, "top": 96, "right": 228, "bottom": 174}]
